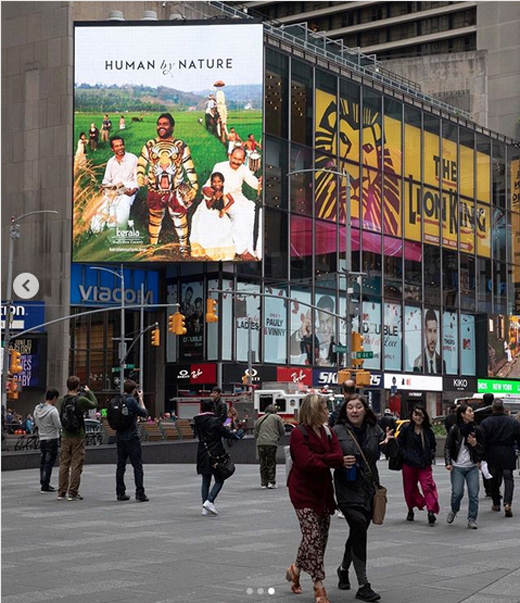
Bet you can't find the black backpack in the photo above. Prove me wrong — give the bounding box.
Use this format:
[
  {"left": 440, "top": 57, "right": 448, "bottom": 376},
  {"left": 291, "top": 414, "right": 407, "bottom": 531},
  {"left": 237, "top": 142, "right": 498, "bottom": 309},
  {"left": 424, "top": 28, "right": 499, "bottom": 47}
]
[
  {"left": 107, "top": 394, "right": 134, "bottom": 431},
  {"left": 60, "top": 395, "right": 84, "bottom": 433}
]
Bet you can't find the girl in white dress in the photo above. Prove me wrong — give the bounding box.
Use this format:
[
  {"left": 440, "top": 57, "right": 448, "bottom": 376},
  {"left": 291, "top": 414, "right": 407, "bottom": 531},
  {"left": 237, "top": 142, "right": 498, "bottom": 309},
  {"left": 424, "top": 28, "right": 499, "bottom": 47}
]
[{"left": 190, "top": 172, "right": 236, "bottom": 261}]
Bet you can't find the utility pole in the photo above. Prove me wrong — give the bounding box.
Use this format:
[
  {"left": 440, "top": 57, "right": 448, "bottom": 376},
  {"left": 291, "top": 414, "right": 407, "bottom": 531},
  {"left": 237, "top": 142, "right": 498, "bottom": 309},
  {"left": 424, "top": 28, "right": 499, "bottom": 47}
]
[{"left": 1, "top": 210, "right": 58, "bottom": 409}]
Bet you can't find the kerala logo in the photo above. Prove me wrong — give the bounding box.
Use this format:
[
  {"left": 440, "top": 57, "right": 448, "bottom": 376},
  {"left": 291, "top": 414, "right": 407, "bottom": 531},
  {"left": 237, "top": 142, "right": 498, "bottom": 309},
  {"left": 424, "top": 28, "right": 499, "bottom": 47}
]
[{"left": 314, "top": 91, "right": 400, "bottom": 237}]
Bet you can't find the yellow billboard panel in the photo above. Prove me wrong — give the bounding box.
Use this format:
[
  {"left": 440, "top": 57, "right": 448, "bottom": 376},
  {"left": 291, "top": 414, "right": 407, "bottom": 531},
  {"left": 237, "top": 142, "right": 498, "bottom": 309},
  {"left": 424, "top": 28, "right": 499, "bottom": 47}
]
[
  {"left": 459, "top": 198, "right": 476, "bottom": 254},
  {"left": 384, "top": 115, "right": 402, "bottom": 175},
  {"left": 384, "top": 173, "right": 402, "bottom": 237},
  {"left": 423, "top": 187, "right": 441, "bottom": 246},
  {"left": 512, "top": 159, "right": 520, "bottom": 212},
  {"left": 404, "top": 180, "right": 421, "bottom": 242},
  {"left": 476, "top": 203, "right": 491, "bottom": 258},
  {"left": 404, "top": 123, "right": 421, "bottom": 181},
  {"left": 423, "top": 130, "right": 439, "bottom": 188},
  {"left": 476, "top": 151, "right": 490, "bottom": 203},
  {"left": 442, "top": 137, "right": 458, "bottom": 191},
  {"left": 460, "top": 144, "right": 474, "bottom": 199},
  {"left": 315, "top": 89, "right": 400, "bottom": 236}
]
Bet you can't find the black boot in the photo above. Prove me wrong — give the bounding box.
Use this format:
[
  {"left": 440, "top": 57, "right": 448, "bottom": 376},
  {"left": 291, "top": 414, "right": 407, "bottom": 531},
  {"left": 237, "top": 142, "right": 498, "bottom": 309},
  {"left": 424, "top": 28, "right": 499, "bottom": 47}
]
[
  {"left": 428, "top": 511, "right": 436, "bottom": 525},
  {"left": 355, "top": 583, "right": 381, "bottom": 602},
  {"left": 337, "top": 565, "right": 350, "bottom": 590},
  {"left": 406, "top": 508, "right": 414, "bottom": 521}
]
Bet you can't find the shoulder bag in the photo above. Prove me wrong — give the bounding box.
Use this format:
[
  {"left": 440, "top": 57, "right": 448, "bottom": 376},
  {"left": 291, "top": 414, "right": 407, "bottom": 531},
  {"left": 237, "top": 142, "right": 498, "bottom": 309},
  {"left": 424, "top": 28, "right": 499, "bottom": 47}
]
[
  {"left": 344, "top": 426, "right": 387, "bottom": 525},
  {"left": 201, "top": 436, "right": 236, "bottom": 481}
]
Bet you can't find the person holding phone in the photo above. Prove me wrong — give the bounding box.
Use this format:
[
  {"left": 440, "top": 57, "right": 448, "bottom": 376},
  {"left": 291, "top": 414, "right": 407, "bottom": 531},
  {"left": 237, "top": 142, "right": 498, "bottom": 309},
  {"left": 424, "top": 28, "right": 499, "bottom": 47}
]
[{"left": 115, "top": 379, "right": 149, "bottom": 502}]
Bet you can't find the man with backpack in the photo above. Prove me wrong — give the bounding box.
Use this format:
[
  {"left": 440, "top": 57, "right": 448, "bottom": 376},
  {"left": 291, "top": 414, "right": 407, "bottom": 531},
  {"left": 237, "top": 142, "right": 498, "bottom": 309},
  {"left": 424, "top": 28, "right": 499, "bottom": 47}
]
[
  {"left": 57, "top": 376, "right": 98, "bottom": 501},
  {"left": 254, "top": 404, "right": 286, "bottom": 489},
  {"left": 110, "top": 379, "right": 149, "bottom": 502}
]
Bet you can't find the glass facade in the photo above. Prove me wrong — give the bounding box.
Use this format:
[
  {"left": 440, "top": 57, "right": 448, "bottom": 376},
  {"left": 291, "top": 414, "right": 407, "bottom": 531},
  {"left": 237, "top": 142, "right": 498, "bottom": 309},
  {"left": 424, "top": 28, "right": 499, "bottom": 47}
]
[{"left": 163, "top": 45, "right": 520, "bottom": 379}]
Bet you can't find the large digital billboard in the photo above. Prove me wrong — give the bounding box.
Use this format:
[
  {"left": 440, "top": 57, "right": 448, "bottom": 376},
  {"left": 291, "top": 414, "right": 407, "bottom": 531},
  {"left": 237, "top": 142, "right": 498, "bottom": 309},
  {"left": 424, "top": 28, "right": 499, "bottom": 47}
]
[
  {"left": 314, "top": 89, "right": 491, "bottom": 258},
  {"left": 73, "top": 22, "right": 264, "bottom": 262}
]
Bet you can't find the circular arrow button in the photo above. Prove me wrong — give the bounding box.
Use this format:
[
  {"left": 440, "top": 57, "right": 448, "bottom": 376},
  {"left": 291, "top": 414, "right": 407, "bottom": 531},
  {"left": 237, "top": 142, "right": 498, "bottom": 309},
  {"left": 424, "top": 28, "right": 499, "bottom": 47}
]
[{"left": 13, "top": 273, "right": 40, "bottom": 300}]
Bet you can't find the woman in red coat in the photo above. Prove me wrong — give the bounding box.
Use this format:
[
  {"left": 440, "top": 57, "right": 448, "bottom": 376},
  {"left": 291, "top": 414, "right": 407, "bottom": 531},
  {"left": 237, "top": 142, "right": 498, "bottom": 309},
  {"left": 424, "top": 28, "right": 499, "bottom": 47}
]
[{"left": 286, "top": 393, "right": 345, "bottom": 603}]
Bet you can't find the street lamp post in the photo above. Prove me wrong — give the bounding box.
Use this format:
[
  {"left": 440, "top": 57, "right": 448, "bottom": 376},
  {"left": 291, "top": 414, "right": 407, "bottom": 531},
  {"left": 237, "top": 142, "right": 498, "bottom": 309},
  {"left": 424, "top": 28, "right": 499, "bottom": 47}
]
[
  {"left": 286, "top": 168, "right": 356, "bottom": 369},
  {"left": 89, "top": 264, "right": 126, "bottom": 395},
  {"left": 2, "top": 211, "right": 59, "bottom": 409}
]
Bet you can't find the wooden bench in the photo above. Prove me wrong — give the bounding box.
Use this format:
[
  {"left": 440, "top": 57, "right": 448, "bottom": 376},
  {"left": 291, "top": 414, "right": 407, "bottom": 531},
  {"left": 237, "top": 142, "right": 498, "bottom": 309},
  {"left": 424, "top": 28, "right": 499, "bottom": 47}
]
[
  {"left": 176, "top": 419, "right": 195, "bottom": 440},
  {"left": 139, "top": 422, "right": 163, "bottom": 441},
  {"left": 159, "top": 421, "right": 180, "bottom": 440}
]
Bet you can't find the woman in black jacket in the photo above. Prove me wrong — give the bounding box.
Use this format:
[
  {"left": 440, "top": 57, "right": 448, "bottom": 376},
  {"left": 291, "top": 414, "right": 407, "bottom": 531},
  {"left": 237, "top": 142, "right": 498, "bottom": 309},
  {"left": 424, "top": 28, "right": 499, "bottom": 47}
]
[
  {"left": 333, "top": 395, "right": 397, "bottom": 603},
  {"left": 444, "top": 403, "right": 483, "bottom": 528},
  {"left": 193, "top": 399, "right": 238, "bottom": 516},
  {"left": 397, "top": 404, "right": 439, "bottom": 524}
]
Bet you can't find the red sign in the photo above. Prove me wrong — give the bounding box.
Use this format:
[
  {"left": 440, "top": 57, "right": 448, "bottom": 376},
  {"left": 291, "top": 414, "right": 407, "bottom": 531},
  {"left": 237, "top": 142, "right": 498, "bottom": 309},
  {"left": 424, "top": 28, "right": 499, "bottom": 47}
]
[
  {"left": 276, "top": 367, "right": 313, "bottom": 386},
  {"left": 190, "top": 363, "right": 216, "bottom": 385}
]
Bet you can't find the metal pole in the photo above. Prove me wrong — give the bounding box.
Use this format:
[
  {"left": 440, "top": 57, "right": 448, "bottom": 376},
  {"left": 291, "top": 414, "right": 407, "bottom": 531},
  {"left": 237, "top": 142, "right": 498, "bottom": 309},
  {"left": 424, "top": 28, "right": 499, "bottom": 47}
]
[
  {"left": 1, "top": 222, "right": 18, "bottom": 410},
  {"left": 139, "top": 283, "right": 144, "bottom": 392},
  {"left": 344, "top": 172, "right": 353, "bottom": 370},
  {"left": 119, "top": 264, "right": 125, "bottom": 395},
  {"left": 247, "top": 316, "right": 253, "bottom": 387}
]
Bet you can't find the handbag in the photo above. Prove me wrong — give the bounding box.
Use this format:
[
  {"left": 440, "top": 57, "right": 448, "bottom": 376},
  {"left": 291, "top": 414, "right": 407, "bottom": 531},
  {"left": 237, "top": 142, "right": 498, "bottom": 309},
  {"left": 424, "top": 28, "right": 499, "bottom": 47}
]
[
  {"left": 388, "top": 450, "right": 403, "bottom": 471},
  {"left": 201, "top": 438, "right": 236, "bottom": 481},
  {"left": 344, "top": 426, "right": 387, "bottom": 525}
]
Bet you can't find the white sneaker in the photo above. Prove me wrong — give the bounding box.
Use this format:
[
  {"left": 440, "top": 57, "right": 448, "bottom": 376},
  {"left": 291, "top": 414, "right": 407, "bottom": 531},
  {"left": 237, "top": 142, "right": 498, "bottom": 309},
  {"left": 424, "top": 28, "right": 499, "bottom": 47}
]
[
  {"left": 267, "top": 483, "right": 278, "bottom": 489},
  {"left": 203, "top": 500, "right": 218, "bottom": 515},
  {"left": 446, "top": 511, "right": 456, "bottom": 524},
  {"left": 261, "top": 485, "right": 267, "bottom": 489},
  {"left": 468, "top": 519, "right": 478, "bottom": 529},
  {"left": 335, "top": 509, "right": 344, "bottom": 518},
  {"left": 202, "top": 507, "right": 209, "bottom": 516}
]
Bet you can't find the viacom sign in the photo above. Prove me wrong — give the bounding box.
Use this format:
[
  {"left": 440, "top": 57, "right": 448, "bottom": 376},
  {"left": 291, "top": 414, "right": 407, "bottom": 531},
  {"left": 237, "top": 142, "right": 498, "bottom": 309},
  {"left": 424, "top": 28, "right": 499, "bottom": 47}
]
[{"left": 313, "top": 370, "right": 382, "bottom": 388}]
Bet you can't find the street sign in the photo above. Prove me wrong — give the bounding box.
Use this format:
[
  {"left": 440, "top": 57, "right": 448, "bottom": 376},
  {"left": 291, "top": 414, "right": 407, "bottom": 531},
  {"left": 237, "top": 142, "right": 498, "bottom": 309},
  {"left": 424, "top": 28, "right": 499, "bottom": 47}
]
[
  {"left": 352, "top": 351, "right": 373, "bottom": 359},
  {"left": 334, "top": 345, "right": 348, "bottom": 353},
  {"left": 111, "top": 364, "right": 135, "bottom": 373}
]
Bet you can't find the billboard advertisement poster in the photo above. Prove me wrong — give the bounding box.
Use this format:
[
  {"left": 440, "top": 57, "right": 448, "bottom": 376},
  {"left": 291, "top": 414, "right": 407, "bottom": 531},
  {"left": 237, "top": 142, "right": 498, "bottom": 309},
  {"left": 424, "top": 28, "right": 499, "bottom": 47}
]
[
  {"left": 409, "top": 307, "right": 444, "bottom": 374},
  {"left": 460, "top": 314, "right": 476, "bottom": 376},
  {"left": 73, "top": 23, "right": 264, "bottom": 263},
  {"left": 384, "top": 302, "right": 401, "bottom": 371},
  {"left": 315, "top": 292, "right": 338, "bottom": 367},
  {"left": 290, "top": 290, "right": 313, "bottom": 366},
  {"left": 362, "top": 301, "right": 381, "bottom": 370},
  {"left": 442, "top": 311, "right": 458, "bottom": 375},
  {"left": 314, "top": 89, "right": 491, "bottom": 258},
  {"left": 264, "top": 287, "right": 287, "bottom": 365},
  {"left": 404, "top": 306, "right": 422, "bottom": 372},
  {"left": 180, "top": 281, "right": 204, "bottom": 360},
  {"left": 236, "top": 282, "right": 260, "bottom": 363},
  {"left": 487, "top": 314, "right": 520, "bottom": 379}
]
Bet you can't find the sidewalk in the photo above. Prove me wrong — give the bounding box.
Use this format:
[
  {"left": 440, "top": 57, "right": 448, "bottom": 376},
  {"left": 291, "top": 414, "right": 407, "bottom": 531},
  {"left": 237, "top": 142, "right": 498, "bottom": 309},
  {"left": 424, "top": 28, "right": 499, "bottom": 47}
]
[{"left": 2, "top": 463, "right": 520, "bottom": 603}]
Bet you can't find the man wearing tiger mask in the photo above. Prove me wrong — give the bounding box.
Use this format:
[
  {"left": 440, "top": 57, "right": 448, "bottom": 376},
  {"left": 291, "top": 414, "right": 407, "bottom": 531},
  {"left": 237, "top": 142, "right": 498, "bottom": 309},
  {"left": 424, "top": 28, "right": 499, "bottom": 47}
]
[{"left": 137, "top": 113, "right": 198, "bottom": 256}]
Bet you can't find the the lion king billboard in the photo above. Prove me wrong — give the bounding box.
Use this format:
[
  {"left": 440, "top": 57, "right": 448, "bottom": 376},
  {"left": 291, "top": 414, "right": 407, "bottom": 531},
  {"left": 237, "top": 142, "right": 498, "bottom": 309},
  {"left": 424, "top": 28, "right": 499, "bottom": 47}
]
[{"left": 73, "top": 22, "right": 264, "bottom": 263}]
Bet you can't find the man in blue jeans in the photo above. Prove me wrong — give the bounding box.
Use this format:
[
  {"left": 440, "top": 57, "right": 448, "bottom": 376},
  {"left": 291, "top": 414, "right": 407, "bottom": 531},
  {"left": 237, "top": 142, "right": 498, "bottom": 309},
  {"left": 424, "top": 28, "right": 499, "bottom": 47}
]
[
  {"left": 34, "top": 389, "right": 61, "bottom": 492},
  {"left": 115, "top": 379, "right": 149, "bottom": 502}
]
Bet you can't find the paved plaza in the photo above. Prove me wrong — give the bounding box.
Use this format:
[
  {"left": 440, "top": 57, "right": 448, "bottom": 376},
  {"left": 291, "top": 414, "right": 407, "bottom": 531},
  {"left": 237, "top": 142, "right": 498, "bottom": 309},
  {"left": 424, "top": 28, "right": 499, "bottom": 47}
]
[{"left": 2, "top": 462, "right": 520, "bottom": 603}]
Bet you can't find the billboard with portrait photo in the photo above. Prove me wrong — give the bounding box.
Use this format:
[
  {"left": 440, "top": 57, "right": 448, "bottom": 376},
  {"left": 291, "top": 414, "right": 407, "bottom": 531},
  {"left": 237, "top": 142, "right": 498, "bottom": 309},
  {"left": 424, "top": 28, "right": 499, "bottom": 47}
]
[{"left": 73, "top": 22, "right": 264, "bottom": 263}]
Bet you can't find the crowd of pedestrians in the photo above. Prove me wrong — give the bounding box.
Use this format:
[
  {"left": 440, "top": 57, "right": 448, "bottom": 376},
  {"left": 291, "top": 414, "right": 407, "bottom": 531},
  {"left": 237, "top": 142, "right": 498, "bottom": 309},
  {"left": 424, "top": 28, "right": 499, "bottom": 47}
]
[{"left": 18, "top": 380, "right": 520, "bottom": 603}]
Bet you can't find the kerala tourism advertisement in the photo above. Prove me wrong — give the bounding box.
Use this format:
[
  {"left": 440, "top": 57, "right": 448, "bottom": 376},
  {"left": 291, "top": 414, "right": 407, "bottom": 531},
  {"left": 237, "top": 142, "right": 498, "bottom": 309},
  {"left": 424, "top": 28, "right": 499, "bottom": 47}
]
[{"left": 73, "top": 22, "right": 264, "bottom": 263}]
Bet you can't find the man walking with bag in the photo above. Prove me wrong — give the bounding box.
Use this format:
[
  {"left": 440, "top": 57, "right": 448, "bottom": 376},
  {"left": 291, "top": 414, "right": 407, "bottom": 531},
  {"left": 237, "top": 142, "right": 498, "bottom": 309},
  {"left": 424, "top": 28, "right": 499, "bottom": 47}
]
[
  {"left": 111, "top": 379, "right": 149, "bottom": 502},
  {"left": 57, "top": 377, "right": 98, "bottom": 501},
  {"left": 254, "top": 404, "right": 285, "bottom": 489}
]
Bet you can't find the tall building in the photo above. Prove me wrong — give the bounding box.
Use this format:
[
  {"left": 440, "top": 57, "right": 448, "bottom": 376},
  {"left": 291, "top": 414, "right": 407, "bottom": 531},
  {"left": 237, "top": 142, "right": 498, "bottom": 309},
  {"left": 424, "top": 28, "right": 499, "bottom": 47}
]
[
  {"left": 2, "top": 1, "right": 519, "bottom": 422},
  {"left": 238, "top": 1, "right": 520, "bottom": 139}
]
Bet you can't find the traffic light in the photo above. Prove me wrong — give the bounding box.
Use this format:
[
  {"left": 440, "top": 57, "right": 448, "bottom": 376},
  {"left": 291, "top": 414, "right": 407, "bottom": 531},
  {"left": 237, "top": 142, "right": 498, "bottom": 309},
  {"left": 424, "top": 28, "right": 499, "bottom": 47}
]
[
  {"left": 151, "top": 328, "right": 160, "bottom": 347},
  {"left": 173, "top": 312, "right": 187, "bottom": 335},
  {"left": 351, "top": 331, "right": 364, "bottom": 367},
  {"left": 9, "top": 350, "right": 23, "bottom": 375},
  {"left": 242, "top": 374, "right": 249, "bottom": 386},
  {"left": 168, "top": 313, "right": 176, "bottom": 333},
  {"left": 355, "top": 370, "right": 371, "bottom": 387},
  {"left": 206, "top": 298, "right": 218, "bottom": 323},
  {"left": 6, "top": 378, "right": 20, "bottom": 400},
  {"left": 337, "top": 369, "right": 351, "bottom": 385}
]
